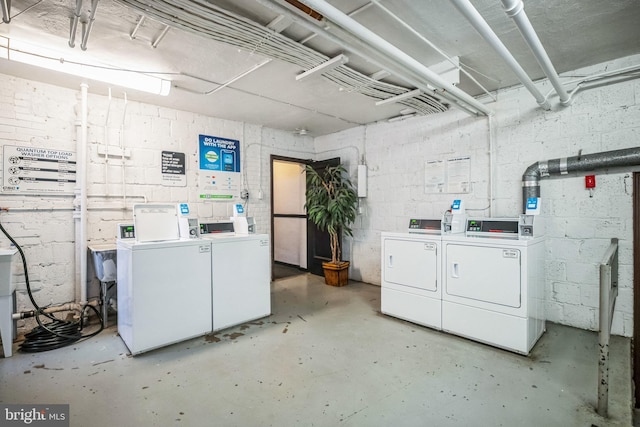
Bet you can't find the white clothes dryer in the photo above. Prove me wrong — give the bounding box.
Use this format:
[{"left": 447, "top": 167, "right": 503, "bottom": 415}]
[
  {"left": 381, "top": 219, "right": 443, "bottom": 330},
  {"left": 441, "top": 218, "right": 545, "bottom": 355}
]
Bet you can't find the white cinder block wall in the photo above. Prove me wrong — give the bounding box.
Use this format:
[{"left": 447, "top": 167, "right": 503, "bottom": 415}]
[
  {"left": 1, "top": 53, "right": 638, "bottom": 337},
  {"left": 0, "top": 74, "right": 314, "bottom": 332},
  {"left": 315, "top": 54, "right": 640, "bottom": 337}
]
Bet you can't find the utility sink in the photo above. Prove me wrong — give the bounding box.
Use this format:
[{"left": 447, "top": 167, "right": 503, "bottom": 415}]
[{"left": 0, "top": 249, "right": 17, "bottom": 297}]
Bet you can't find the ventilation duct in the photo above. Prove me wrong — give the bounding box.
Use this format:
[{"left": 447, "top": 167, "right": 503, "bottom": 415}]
[{"left": 521, "top": 147, "right": 640, "bottom": 212}]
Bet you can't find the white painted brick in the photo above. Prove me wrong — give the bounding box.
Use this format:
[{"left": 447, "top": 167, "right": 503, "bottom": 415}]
[
  {"left": 563, "top": 303, "right": 597, "bottom": 331},
  {"left": 551, "top": 282, "right": 581, "bottom": 303},
  {"left": 579, "top": 285, "right": 599, "bottom": 308}
]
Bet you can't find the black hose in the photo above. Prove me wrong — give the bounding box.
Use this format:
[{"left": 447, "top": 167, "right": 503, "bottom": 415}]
[{"left": 0, "top": 212, "right": 104, "bottom": 353}]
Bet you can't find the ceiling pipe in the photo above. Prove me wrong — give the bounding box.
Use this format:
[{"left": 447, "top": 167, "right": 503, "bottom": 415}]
[
  {"left": 370, "top": 0, "right": 495, "bottom": 102},
  {"left": 450, "top": 0, "right": 551, "bottom": 110},
  {"left": 2, "top": 0, "right": 11, "bottom": 23},
  {"left": 257, "top": 0, "right": 467, "bottom": 114},
  {"left": 501, "top": 0, "right": 570, "bottom": 106},
  {"left": 68, "top": 0, "right": 83, "bottom": 48},
  {"left": 129, "top": 15, "right": 145, "bottom": 40},
  {"left": 151, "top": 24, "right": 170, "bottom": 48},
  {"left": 521, "top": 147, "right": 640, "bottom": 213},
  {"left": 80, "top": 0, "right": 99, "bottom": 51},
  {"left": 299, "top": 0, "right": 492, "bottom": 116}
]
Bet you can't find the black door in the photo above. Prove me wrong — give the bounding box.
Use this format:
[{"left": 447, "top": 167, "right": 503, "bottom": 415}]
[{"left": 307, "top": 157, "right": 341, "bottom": 276}]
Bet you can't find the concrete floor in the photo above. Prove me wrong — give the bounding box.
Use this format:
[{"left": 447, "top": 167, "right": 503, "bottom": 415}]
[{"left": 0, "top": 274, "right": 633, "bottom": 426}]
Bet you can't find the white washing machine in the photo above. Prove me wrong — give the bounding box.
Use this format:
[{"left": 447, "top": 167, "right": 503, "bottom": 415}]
[
  {"left": 441, "top": 218, "right": 545, "bottom": 355},
  {"left": 199, "top": 229, "right": 271, "bottom": 332},
  {"left": 117, "top": 238, "right": 213, "bottom": 355},
  {"left": 381, "top": 219, "right": 443, "bottom": 330}
]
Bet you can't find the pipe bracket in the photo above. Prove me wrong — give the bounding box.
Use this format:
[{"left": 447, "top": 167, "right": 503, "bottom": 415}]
[{"left": 538, "top": 161, "right": 549, "bottom": 177}]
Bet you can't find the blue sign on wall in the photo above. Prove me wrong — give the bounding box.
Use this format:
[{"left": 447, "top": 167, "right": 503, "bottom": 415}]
[{"left": 199, "top": 135, "right": 240, "bottom": 172}]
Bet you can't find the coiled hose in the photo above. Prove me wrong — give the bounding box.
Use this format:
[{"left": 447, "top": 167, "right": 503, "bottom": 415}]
[{"left": 0, "top": 213, "right": 103, "bottom": 352}]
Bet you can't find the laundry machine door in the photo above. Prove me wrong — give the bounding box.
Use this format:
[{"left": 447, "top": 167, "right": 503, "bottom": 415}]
[
  {"left": 445, "top": 244, "right": 521, "bottom": 308},
  {"left": 383, "top": 238, "right": 438, "bottom": 292}
]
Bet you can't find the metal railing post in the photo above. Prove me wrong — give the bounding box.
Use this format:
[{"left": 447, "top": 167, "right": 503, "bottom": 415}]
[{"left": 597, "top": 237, "right": 619, "bottom": 417}]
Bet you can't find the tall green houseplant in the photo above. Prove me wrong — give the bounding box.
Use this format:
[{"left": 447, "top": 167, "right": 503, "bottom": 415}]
[{"left": 305, "top": 163, "right": 358, "bottom": 285}]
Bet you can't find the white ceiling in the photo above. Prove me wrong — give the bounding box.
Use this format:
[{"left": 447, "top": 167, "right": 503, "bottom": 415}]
[{"left": 1, "top": 0, "right": 640, "bottom": 136}]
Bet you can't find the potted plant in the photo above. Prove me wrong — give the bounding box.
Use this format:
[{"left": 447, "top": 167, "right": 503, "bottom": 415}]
[{"left": 305, "top": 163, "right": 358, "bottom": 286}]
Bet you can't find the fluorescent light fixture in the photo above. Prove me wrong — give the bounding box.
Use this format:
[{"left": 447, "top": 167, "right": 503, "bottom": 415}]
[
  {"left": 375, "top": 89, "right": 422, "bottom": 106},
  {"left": 0, "top": 36, "right": 171, "bottom": 96},
  {"left": 296, "top": 54, "right": 348, "bottom": 81}
]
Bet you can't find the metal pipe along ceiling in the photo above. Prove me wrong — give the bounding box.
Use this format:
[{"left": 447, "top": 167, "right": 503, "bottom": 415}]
[
  {"left": 500, "top": 0, "right": 570, "bottom": 105},
  {"left": 521, "top": 147, "right": 640, "bottom": 212},
  {"left": 2, "top": 0, "right": 11, "bottom": 23},
  {"left": 450, "top": 0, "right": 551, "bottom": 110},
  {"left": 116, "top": 0, "right": 448, "bottom": 116},
  {"left": 69, "top": 0, "right": 83, "bottom": 48},
  {"left": 299, "top": 0, "right": 492, "bottom": 116}
]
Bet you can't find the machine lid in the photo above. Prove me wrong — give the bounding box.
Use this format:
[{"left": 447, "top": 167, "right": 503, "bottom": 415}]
[{"left": 408, "top": 218, "right": 442, "bottom": 234}]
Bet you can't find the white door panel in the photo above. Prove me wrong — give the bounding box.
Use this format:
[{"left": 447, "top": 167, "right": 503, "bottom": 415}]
[
  {"left": 445, "top": 244, "right": 521, "bottom": 308},
  {"left": 383, "top": 238, "right": 437, "bottom": 292}
]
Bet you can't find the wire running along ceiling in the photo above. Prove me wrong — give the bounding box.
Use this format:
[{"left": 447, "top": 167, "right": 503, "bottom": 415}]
[{"left": 115, "top": 0, "right": 449, "bottom": 116}]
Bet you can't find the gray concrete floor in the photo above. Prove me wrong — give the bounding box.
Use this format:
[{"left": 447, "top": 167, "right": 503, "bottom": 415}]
[{"left": 0, "top": 274, "right": 633, "bottom": 426}]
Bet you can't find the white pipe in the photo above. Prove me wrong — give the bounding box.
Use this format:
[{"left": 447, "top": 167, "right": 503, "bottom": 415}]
[
  {"left": 104, "top": 88, "right": 111, "bottom": 196},
  {"left": 206, "top": 59, "right": 271, "bottom": 95},
  {"left": 299, "top": 0, "right": 492, "bottom": 115},
  {"left": 488, "top": 115, "right": 494, "bottom": 217},
  {"left": 80, "top": 83, "right": 89, "bottom": 305},
  {"left": 68, "top": 0, "right": 83, "bottom": 48},
  {"left": 151, "top": 25, "right": 171, "bottom": 48},
  {"left": 130, "top": 15, "right": 145, "bottom": 39},
  {"left": 370, "top": 0, "right": 496, "bottom": 101},
  {"left": 450, "top": 0, "right": 551, "bottom": 110},
  {"left": 501, "top": 0, "right": 570, "bottom": 106},
  {"left": 80, "top": 0, "right": 99, "bottom": 51},
  {"left": 120, "top": 92, "right": 128, "bottom": 207}
]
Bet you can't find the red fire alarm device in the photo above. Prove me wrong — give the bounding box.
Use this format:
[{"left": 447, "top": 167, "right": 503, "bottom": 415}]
[{"left": 585, "top": 175, "right": 596, "bottom": 188}]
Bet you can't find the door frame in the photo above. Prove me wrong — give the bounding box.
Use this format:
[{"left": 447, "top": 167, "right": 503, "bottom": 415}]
[{"left": 270, "top": 155, "right": 310, "bottom": 280}]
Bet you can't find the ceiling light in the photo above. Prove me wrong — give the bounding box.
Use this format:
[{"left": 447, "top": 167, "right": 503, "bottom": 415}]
[
  {"left": 296, "top": 54, "right": 349, "bottom": 81},
  {"left": 0, "top": 37, "right": 171, "bottom": 96}
]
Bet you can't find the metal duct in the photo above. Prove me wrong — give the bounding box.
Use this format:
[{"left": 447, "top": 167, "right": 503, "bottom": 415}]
[{"left": 521, "top": 147, "right": 640, "bottom": 212}]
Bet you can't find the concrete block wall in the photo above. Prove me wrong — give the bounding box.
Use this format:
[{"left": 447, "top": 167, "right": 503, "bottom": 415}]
[
  {"left": 0, "top": 73, "right": 314, "bottom": 332},
  {"left": 315, "top": 54, "right": 640, "bottom": 337}
]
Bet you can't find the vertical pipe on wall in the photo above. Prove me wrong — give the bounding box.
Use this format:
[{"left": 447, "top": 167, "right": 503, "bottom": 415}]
[
  {"left": 120, "top": 92, "right": 128, "bottom": 207},
  {"left": 79, "top": 83, "right": 89, "bottom": 305}
]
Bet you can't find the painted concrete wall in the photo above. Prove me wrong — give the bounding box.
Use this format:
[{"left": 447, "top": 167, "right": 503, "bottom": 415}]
[
  {"left": 1, "top": 53, "right": 638, "bottom": 337},
  {"left": 0, "top": 74, "right": 314, "bottom": 332},
  {"left": 315, "top": 55, "right": 640, "bottom": 337}
]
